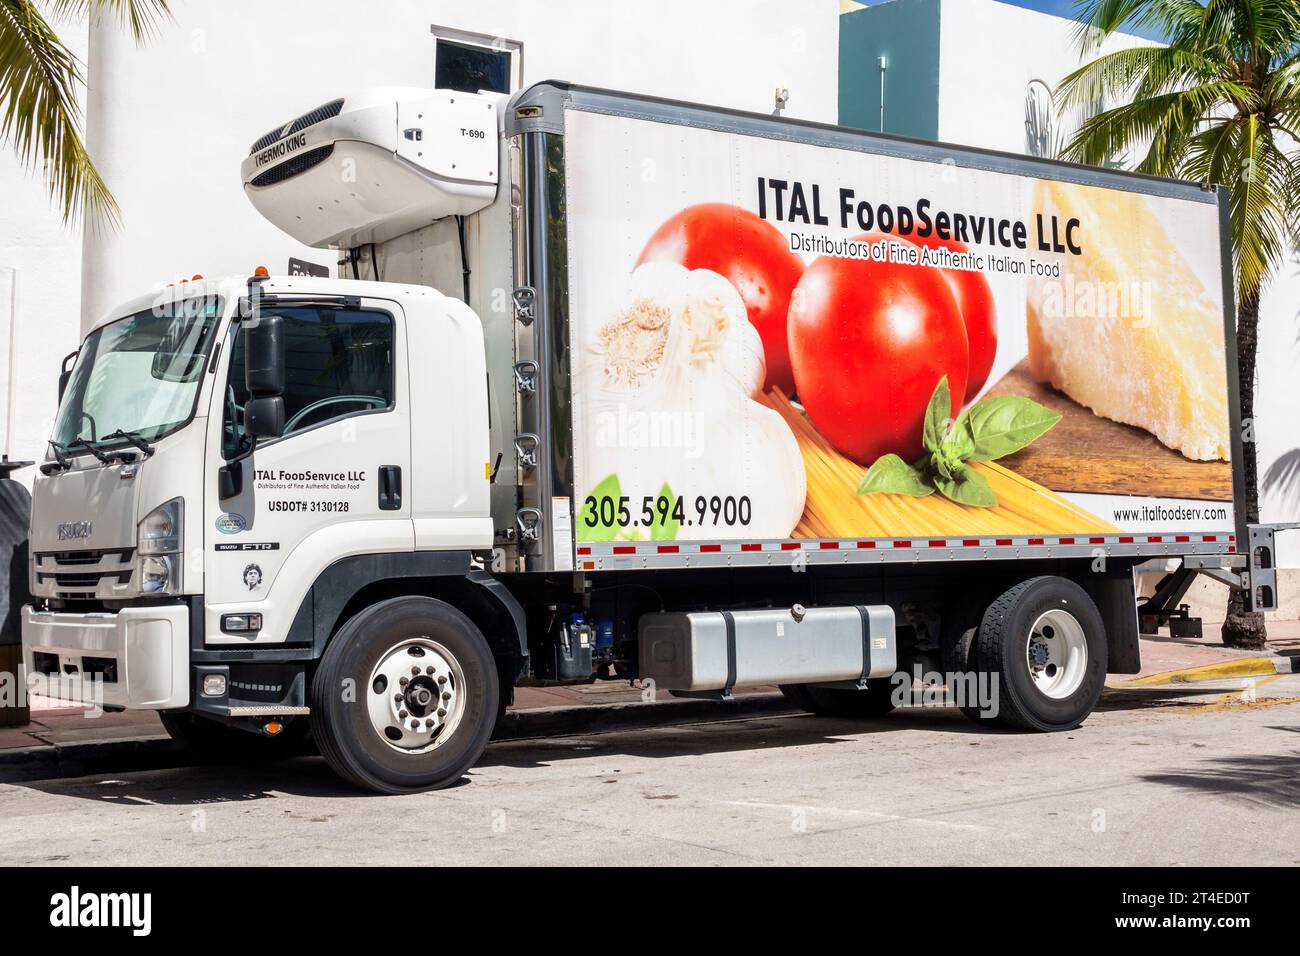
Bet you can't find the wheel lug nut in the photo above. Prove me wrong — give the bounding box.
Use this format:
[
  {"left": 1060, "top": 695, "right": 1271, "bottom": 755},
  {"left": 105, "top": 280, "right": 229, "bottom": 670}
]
[
  {"left": 411, "top": 666, "right": 421, "bottom": 676},
  {"left": 437, "top": 675, "right": 447, "bottom": 685},
  {"left": 410, "top": 720, "right": 420, "bottom": 730},
  {"left": 426, "top": 666, "right": 436, "bottom": 675},
  {"left": 394, "top": 693, "right": 403, "bottom": 703},
  {"left": 442, "top": 692, "right": 452, "bottom": 701},
  {"left": 437, "top": 708, "right": 447, "bottom": 717},
  {"left": 399, "top": 676, "right": 409, "bottom": 687},
  {"left": 399, "top": 710, "right": 408, "bottom": 719}
]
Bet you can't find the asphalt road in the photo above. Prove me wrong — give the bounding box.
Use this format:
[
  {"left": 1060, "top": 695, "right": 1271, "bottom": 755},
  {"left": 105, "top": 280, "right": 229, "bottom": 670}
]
[{"left": 2, "top": 675, "right": 1298, "bottom": 866}]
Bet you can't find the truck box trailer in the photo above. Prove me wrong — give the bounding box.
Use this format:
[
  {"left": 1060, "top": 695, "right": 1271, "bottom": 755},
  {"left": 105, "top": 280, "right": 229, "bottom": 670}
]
[{"left": 20, "top": 81, "right": 1283, "bottom": 793}]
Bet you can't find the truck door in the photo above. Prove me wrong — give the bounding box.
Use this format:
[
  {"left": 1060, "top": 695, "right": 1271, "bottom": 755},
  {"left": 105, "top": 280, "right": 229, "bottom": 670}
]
[{"left": 203, "top": 297, "right": 412, "bottom": 644}]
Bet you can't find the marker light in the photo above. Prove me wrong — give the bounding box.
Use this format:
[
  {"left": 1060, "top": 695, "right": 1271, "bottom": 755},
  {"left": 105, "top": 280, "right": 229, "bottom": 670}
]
[{"left": 254, "top": 265, "right": 269, "bottom": 277}]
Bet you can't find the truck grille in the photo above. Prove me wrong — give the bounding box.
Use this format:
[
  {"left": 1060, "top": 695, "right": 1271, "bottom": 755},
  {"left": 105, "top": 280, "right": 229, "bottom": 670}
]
[
  {"left": 249, "top": 144, "right": 335, "bottom": 188},
  {"left": 248, "top": 98, "right": 345, "bottom": 155},
  {"left": 33, "top": 548, "right": 134, "bottom": 597}
]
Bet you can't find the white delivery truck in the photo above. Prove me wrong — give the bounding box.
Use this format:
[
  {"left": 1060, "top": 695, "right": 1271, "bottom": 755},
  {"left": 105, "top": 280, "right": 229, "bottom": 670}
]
[{"left": 21, "top": 82, "right": 1284, "bottom": 792}]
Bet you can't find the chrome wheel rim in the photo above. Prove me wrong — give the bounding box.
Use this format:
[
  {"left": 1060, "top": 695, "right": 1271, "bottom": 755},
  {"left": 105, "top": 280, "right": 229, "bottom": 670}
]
[
  {"left": 1025, "top": 608, "right": 1087, "bottom": 700},
  {"left": 367, "top": 637, "right": 466, "bottom": 754}
]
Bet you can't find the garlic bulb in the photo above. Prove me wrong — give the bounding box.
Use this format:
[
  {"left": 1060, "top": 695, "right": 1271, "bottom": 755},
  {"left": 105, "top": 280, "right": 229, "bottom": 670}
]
[{"left": 579, "top": 262, "right": 807, "bottom": 541}]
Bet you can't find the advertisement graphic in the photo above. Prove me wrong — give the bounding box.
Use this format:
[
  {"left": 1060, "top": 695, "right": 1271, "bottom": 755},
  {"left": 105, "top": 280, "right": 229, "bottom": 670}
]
[{"left": 564, "top": 109, "right": 1233, "bottom": 544}]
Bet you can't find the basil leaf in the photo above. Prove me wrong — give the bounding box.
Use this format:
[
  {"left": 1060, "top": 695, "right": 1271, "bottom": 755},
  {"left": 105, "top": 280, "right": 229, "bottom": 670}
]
[
  {"left": 584, "top": 473, "right": 622, "bottom": 541},
  {"left": 963, "top": 395, "right": 1062, "bottom": 461},
  {"left": 934, "top": 448, "right": 964, "bottom": 481},
  {"left": 857, "top": 454, "right": 934, "bottom": 497},
  {"left": 940, "top": 416, "right": 975, "bottom": 463},
  {"left": 934, "top": 467, "right": 998, "bottom": 508},
  {"left": 922, "top": 376, "right": 952, "bottom": 455},
  {"left": 648, "top": 482, "right": 681, "bottom": 541}
]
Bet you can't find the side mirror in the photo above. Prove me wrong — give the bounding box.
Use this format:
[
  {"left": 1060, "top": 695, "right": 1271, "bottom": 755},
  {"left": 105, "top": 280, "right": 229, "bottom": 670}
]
[
  {"left": 245, "top": 396, "right": 285, "bottom": 440},
  {"left": 245, "top": 312, "right": 285, "bottom": 396},
  {"left": 57, "top": 350, "right": 78, "bottom": 401}
]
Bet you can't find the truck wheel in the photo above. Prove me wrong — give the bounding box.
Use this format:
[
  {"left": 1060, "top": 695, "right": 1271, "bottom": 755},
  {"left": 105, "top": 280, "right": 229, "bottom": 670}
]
[
  {"left": 310, "top": 596, "right": 499, "bottom": 794},
  {"left": 971, "top": 576, "right": 1107, "bottom": 731},
  {"left": 159, "top": 711, "right": 311, "bottom": 762},
  {"left": 778, "top": 679, "right": 897, "bottom": 718}
]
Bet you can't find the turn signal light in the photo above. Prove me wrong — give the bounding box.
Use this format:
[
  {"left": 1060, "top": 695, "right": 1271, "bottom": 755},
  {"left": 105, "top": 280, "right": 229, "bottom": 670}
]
[
  {"left": 263, "top": 721, "right": 284, "bottom": 736},
  {"left": 220, "top": 612, "right": 263, "bottom": 633}
]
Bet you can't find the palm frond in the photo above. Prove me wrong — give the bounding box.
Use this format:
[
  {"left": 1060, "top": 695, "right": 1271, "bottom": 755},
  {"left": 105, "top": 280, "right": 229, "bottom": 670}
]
[
  {"left": 0, "top": 0, "right": 115, "bottom": 224},
  {"left": 47, "top": 0, "right": 170, "bottom": 43},
  {"left": 1057, "top": 44, "right": 1230, "bottom": 113},
  {"left": 1184, "top": 114, "right": 1292, "bottom": 296},
  {"left": 1070, "top": 0, "right": 1209, "bottom": 54},
  {"left": 1061, "top": 80, "right": 1250, "bottom": 171}
]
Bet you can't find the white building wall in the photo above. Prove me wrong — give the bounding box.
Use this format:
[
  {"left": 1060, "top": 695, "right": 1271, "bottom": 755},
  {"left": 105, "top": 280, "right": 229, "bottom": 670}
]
[
  {"left": 933, "top": 0, "right": 1300, "bottom": 582},
  {"left": 0, "top": 18, "right": 87, "bottom": 488},
  {"left": 935, "top": 0, "right": 1153, "bottom": 154},
  {"left": 80, "top": 0, "right": 840, "bottom": 328}
]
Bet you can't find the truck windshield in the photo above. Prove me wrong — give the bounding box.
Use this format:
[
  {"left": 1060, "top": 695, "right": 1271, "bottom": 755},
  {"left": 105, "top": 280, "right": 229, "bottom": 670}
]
[{"left": 52, "top": 296, "right": 222, "bottom": 450}]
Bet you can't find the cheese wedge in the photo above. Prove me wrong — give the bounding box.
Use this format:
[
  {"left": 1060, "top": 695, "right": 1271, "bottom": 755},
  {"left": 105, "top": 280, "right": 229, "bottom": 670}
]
[{"left": 1026, "top": 180, "right": 1230, "bottom": 462}]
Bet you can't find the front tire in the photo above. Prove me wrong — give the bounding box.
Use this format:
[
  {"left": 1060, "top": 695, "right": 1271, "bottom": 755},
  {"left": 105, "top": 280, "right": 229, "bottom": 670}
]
[
  {"left": 970, "top": 576, "right": 1107, "bottom": 731},
  {"left": 310, "top": 596, "right": 499, "bottom": 794}
]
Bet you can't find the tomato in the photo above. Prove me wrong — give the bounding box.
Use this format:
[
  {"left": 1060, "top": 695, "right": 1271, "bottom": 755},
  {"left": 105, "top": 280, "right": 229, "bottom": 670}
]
[
  {"left": 908, "top": 233, "right": 997, "bottom": 400},
  {"left": 637, "top": 203, "right": 804, "bottom": 394},
  {"left": 787, "top": 235, "right": 969, "bottom": 465}
]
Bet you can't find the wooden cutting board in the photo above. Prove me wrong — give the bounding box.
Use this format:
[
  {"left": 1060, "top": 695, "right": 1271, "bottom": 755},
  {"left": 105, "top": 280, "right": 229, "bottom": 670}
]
[{"left": 982, "top": 360, "right": 1233, "bottom": 501}]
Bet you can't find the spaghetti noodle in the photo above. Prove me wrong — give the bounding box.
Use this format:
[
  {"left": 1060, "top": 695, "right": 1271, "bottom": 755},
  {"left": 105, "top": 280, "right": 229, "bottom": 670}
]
[{"left": 764, "top": 391, "right": 1119, "bottom": 538}]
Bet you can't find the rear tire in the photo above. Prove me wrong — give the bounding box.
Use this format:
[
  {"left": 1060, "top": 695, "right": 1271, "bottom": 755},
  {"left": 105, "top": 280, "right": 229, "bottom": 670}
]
[
  {"left": 779, "top": 679, "right": 897, "bottom": 718},
  {"left": 159, "top": 711, "right": 310, "bottom": 762},
  {"left": 969, "top": 576, "right": 1107, "bottom": 731},
  {"left": 310, "top": 596, "right": 499, "bottom": 794}
]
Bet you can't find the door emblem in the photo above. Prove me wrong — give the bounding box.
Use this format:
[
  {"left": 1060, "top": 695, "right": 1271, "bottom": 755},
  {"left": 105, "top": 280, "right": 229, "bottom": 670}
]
[
  {"left": 242, "top": 564, "right": 263, "bottom": 591},
  {"left": 215, "top": 513, "right": 247, "bottom": 534}
]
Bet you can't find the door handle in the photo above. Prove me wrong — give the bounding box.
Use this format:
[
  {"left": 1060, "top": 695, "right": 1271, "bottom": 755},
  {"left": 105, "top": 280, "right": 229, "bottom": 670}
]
[{"left": 378, "top": 465, "right": 402, "bottom": 511}]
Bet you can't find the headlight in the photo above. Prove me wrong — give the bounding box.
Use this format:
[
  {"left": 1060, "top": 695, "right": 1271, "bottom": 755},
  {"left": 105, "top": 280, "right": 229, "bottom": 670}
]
[
  {"left": 138, "top": 497, "right": 183, "bottom": 555},
  {"left": 138, "top": 498, "right": 183, "bottom": 594},
  {"left": 140, "top": 555, "right": 179, "bottom": 594}
]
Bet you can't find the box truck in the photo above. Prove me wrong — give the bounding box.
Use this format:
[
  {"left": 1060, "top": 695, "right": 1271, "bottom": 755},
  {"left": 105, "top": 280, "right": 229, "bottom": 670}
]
[{"left": 20, "top": 82, "right": 1284, "bottom": 792}]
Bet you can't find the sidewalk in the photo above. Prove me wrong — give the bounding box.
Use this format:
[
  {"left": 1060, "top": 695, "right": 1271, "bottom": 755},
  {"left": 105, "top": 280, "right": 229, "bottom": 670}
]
[{"left": 4, "top": 622, "right": 1297, "bottom": 761}]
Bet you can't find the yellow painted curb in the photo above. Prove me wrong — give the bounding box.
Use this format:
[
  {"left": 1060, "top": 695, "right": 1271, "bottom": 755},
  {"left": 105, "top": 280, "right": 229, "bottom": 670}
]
[{"left": 1120, "top": 657, "right": 1277, "bottom": 687}]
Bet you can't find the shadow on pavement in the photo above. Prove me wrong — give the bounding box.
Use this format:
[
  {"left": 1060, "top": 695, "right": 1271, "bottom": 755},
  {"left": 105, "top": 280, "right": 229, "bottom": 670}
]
[
  {"left": 5, "top": 709, "right": 987, "bottom": 802},
  {"left": 1, "top": 684, "right": 1261, "bottom": 800},
  {"left": 1139, "top": 748, "right": 1300, "bottom": 808}
]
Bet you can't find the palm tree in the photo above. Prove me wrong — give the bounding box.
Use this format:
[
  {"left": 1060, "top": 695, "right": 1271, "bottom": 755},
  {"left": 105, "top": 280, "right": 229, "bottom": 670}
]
[
  {"left": 1, "top": 0, "right": 171, "bottom": 224},
  {"left": 1058, "top": 0, "right": 1300, "bottom": 649}
]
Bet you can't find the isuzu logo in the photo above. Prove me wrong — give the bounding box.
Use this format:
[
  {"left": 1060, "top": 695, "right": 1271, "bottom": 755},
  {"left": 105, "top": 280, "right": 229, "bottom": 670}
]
[{"left": 56, "top": 521, "right": 93, "bottom": 541}]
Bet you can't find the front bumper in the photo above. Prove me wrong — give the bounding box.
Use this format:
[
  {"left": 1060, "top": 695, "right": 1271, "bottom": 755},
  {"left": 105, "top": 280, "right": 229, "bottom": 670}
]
[{"left": 21, "top": 604, "right": 190, "bottom": 709}]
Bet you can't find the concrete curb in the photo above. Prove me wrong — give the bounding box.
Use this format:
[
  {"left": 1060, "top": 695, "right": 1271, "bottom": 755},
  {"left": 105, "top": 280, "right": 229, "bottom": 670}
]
[
  {"left": 1119, "top": 655, "right": 1294, "bottom": 686},
  {"left": 0, "top": 693, "right": 796, "bottom": 780}
]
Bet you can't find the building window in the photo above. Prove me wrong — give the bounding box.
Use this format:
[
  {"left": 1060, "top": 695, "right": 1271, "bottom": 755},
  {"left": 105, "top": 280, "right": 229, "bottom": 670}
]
[{"left": 431, "top": 26, "right": 522, "bottom": 95}]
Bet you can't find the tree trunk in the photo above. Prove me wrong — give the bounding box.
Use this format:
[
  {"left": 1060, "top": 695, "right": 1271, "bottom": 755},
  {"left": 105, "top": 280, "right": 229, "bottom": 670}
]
[{"left": 1222, "top": 287, "right": 1267, "bottom": 650}]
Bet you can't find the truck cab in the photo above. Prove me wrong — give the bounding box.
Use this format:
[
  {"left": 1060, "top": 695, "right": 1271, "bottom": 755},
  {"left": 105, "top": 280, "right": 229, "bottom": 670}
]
[{"left": 23, "top": 274, "right": 520, "bottom": 781}]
